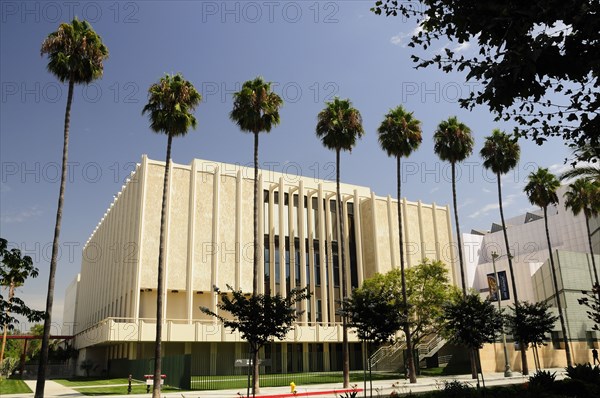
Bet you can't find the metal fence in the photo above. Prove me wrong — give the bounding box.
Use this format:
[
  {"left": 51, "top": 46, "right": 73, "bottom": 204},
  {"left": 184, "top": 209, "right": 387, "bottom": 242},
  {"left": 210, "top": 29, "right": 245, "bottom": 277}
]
[{"left": 108, "top": 343, "right": 379, "bottom": 391}]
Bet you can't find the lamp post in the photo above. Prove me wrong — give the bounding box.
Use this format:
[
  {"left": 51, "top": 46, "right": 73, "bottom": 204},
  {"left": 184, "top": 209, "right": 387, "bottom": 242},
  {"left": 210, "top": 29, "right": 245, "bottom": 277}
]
[{"left": 491, "top": 252, "right": 512, "bottom": 377}]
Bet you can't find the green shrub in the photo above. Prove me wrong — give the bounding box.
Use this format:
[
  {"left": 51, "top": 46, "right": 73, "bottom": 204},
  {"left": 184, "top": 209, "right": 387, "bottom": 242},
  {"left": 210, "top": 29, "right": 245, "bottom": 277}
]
[
  {"left": 554, "top": 378, "right": 600, "bottom": 397},
  {"left": 529, "top": 370, "right": 557, "bottom": 388},
  {"left": 441, "top": 380, "right": 475, "bottom": 398},
  {"left": 565, "top": 363, "right": 600, "bottom": 385}
]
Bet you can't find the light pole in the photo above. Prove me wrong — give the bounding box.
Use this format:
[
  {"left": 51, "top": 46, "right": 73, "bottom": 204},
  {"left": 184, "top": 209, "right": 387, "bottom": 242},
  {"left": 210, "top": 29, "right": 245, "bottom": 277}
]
[{"left": 491, "top": 252, "right": 512, "bottom": 377}]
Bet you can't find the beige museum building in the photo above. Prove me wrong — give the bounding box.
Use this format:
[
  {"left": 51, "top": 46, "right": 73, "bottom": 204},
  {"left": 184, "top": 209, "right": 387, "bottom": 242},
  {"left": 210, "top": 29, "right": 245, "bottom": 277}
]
[{"left": 64, "top": 155, "right": 459, "bottom": 376}]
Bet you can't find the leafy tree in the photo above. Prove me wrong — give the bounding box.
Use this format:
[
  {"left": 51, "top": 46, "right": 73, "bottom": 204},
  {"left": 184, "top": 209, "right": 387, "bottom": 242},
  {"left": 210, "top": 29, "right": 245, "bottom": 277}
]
[
  {"left": 505, "top": 301, "right": 558, "bottom": 371},
  {"left": 200, "top": 285, "right": 309, "bottom": 395},
  {"left": 371, "top": 0, "right": 600, "bottom": 164},
  {"left": 433, "top": 116, "right": 474, "bottom": 295},
  {"left": 578, "top": 284, "right": 600, "bottom": 331},
  {"left": 377, "top": 105, "right": 422, "bottom": 383},
  {"left": 37, "top": 18, "right": 108, "bottom": 397},
  {"left": 142, "top": 73, "right": 201, "bottom": 398},
  {"left": 344, "top": 273, "right": 404, "bottom": 395},
  {"left": 316, "top": 97, "right": 364, "bottom": 388},
  {"left": 345, "top": 274, "right": 404, "bottom": 344},
  {"left": 441, "top": 291, "right": 502, "bottom": 383},
  {"left": 524, "top": 168, "right": 572, "bottom": 366},
  {"left": 0, "top": 239, "right": 44, "bottom": 365},
  {"left": 230, "top": 77, "right": 283, "bottom": 393},
  {"left": 479, "top": 129, "right": 529, "bottom": 374},
  {"left": 405, "top": 259, "right": 457, "bottom": 347}
]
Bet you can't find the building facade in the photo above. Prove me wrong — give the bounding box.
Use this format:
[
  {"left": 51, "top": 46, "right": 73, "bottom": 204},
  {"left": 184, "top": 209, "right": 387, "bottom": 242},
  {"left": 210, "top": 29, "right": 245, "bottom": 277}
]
[
  {"left": 66, "top": 155, "right": 457, "bottom": 375},
  {"left": 464, "top": 186, "right": 600, "bottom": 371}
]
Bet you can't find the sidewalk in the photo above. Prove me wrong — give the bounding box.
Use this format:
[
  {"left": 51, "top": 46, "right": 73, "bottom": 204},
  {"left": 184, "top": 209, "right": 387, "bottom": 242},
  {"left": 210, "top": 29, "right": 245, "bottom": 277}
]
[{"left": 1, "top": 369, "right": 567, "bottom": 398}]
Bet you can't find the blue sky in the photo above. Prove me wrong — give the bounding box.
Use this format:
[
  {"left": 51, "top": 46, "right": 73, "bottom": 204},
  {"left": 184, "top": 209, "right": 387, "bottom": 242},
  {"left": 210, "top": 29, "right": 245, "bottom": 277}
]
[{"left": 0, "top": 1, "right": 572, "bottom": 328}]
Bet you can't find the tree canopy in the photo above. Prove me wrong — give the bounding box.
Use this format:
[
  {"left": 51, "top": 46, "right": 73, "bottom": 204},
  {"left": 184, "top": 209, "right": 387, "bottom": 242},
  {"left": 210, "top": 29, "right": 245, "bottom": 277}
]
[
  {"left": 505, "top": 301, "right": 558, "bottom": 349},
  {"left": 200, "top": 285, "right": 310, "bottom": 353},
  {"left": 372, "top": 0, "right": 600, "bottom": 163},
  {"left": 0, "top": 239, "right": 45, "bottom": 330},
  {"left": 440, "top": 291, "right": 502, "bottom": 350},
  {"left": 344, "top": 273, "right": 405, "bottom": 343}
]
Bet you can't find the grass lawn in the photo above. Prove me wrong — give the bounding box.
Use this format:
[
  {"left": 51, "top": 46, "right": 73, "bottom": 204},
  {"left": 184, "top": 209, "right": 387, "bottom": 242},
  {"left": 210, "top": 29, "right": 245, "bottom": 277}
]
[
  {"left": 191, "top": 371, "right": 402, "bottom": 390},
  {"left": 0, "top": 378, "right": 32, "bottom": 394},
  {"left": 54, "top": 378, "right": 139, "bottom": 387},
  {"left": 74, "top": 384, "right": 182, "bottom": 396}
]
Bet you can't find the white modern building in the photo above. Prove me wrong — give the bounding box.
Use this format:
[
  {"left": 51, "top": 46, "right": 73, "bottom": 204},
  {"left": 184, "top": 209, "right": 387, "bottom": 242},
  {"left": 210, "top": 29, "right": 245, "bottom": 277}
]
[
  {"left": 64, "top": 155, "right": 458, "bottom": 380},
  {"left": 463, "top": 186, "right": 600, "bottom": 370}
]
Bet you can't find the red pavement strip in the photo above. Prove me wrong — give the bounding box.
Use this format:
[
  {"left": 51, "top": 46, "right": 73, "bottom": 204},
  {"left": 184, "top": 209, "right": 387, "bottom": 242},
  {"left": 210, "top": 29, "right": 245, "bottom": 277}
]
[{"left": 256, "top": 388, "right": 363, "bottom": 398}]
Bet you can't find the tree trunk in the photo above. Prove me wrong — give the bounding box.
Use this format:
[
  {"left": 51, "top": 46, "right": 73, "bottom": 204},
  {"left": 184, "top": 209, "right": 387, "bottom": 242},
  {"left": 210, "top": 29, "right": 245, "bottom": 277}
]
[
  {"left": 544, "top": 206, "right": 572, "bottom": 367},
  {"left": 337, "top": 149, "right": 350, "bottom": 388},
  {"left": 519, "top": 341, "right": 528, "bottom": 376},
  {"left": 452, "top": 163, "right": 476, "bottom": 379},
  {"left": 498, "top": 173, "right": 518, "bottom": 301},
  {"left": 452, "top": 163, "right": 466, "bottom": 295},
  {"left": 252, "top": 348, "right": 260, "bottom": 396},
  {"left": 585, "top": 214, "right": 600, "bottom": 301},
  {"left": 0, "top": 282, "right": 15, "bottom": 366},
  {"left": 497, "top": 173, "right": 527, "bottom": 374},
  {"left": 152, "top": 133, "right": 173, "bottom": 398},
  {"left": 35, "top": 77, "right": 74, "bottom": 398},
  {"left": 398, "top": 157, "right": 416, "bottom": 383},
  {"left": 252, "top": 131, "right": 261, "bottom": 394},
  {"left": 253, "top": 131, "right": 260, "bottom": 297}
]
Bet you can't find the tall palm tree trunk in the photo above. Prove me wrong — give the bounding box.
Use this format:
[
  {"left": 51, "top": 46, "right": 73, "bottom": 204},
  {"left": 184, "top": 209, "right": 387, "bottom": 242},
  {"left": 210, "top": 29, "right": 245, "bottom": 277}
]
[
  {"left": 452, "top": 163, "right": 466, "bottom": 295},
  {"left": 152, "top": 133, "right": 173, "bottom": 398},
  {"left": 543, "top": 207, "right": 572, "bottom": 367},
  {"left": 584, "top": 214, "right": 600, "bottom": 295},
  {"left": 397, "top": 157, "right": 416, "bottom": 383},
  {"left": 337, "top": 149, "right": 350, "bottom": 388},
  {"left": 497, "top": 174, "right": 528, "bottom": 375},
  {"left": 497, "top": 174, "right": 517, "bottom": 301},
  {"left": 35, "top": 78, "right": 74, "bottom": 398},
  {"left": 0, "top": 282, "right": 15, "bottom": 365},
  {"left": 451, "top": 163, "right": 476, "bottom": 379},
  {"left": 252, "top": 130, "right": 260, "bottom": 395}
]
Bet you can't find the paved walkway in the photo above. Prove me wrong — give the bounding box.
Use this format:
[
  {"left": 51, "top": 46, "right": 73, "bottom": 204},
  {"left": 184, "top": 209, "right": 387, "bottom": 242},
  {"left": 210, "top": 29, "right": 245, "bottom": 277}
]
[{"left": 1, "top": 369, "right": 568, "bottom": 398}]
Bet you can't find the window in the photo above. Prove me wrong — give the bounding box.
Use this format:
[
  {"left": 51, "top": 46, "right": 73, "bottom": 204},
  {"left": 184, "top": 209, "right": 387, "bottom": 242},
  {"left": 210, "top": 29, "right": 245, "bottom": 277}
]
[{"left": 551, "top": 331, "right": 565, "bottom": 349}]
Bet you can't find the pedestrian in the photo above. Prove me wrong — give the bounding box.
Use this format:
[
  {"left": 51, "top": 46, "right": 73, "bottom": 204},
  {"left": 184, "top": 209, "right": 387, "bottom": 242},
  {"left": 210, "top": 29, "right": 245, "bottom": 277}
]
[{"left": 593, "top": 348, "right": 599, "bottom": 365}]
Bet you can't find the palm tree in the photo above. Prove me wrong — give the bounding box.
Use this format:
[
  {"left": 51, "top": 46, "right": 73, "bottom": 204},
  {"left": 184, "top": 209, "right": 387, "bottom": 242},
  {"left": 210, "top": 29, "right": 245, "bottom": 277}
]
[
  {"left": 377, "top": 105, "right": 422, "bottom": 383},
  {"left": 561, "top": 144, "right": 600, "bottom": 182},
  {"left": 230, "top": 77, "right": 283, "bottom": 394},
  {"left": 480, "top": 130, "right": 527, "bottom": 374},
  {"left": 561, "top": 165, "right": 600, "bottom": 183},
  {"left": 524, "top": 168, "right": 572, "bottom": 367},
  {"left": 142, "top": 74, "right": 201, "bottom": 398},
  {"left": 564, "top": 179, "right": 600, "bottom": 295},
  {"left": 316, "top": 97, "right": 364, "bottom": 387},
  {"left": 37, "top": 18, "right": 108, "bottom": 397},
  {"left": 433, "top": 117, "right": 474, "bottom": 295}
]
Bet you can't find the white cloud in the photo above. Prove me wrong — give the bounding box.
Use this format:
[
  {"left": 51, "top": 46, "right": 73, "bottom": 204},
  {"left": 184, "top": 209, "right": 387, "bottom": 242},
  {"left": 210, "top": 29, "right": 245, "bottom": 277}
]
[
  {"left": 468, "top": 194, "right": 518, "bottom": 219},
  {"left": 468, "top": 203, "right": 498, "bottom": 219},
  {"left": 458, "top": 197, "right": 475, "bottom": 210},
  {"left": 390, "top": 24, "right": 424, "bottom": 47},
  {"left": 430, "top": 186, "right": 440, "bottom": 194},
  {"left": 453, "top": 41, "right": 471, "bottom": 52},
  {"left": 482, "top": 188, "right": 492, "bottom": 193},
  {"left": 1, "top": 205, "right": 43, "bottom": 224},
  {"left": 390, "top": 32, "right": 410, "bottom": 47}
]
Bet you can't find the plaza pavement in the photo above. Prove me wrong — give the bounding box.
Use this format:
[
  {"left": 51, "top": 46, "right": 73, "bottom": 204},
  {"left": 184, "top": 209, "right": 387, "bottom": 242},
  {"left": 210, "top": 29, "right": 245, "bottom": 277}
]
[{"left": 1, "top": 368, "right": 568, "bottom": 398}]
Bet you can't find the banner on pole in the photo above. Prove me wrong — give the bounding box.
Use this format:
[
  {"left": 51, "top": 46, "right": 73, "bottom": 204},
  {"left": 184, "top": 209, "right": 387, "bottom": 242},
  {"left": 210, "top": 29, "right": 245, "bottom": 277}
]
[{"left": 487, "top": 271, "right": 510, "bottom": 301}]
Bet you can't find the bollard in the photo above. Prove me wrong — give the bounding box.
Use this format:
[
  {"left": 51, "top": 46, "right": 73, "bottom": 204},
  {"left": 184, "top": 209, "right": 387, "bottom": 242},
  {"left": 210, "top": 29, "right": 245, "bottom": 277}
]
[
  {"left": 127, "top": 374, "right": 132, "bottom": 394},
  {"left": 290, "top": 382, "right": 296, "bottom": 393}
]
